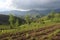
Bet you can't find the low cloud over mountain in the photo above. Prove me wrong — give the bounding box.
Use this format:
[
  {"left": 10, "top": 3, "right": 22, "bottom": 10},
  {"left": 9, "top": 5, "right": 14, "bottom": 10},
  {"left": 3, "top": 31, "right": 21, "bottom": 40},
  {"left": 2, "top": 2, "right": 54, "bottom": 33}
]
[{"left": 12, "top": 0, "right": 60, "bottom": 10}]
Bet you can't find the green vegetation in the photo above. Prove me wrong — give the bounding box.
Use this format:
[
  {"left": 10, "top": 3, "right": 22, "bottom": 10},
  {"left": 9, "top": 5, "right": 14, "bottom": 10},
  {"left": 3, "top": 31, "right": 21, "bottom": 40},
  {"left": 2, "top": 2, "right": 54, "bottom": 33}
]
[
  {"left": 15, "top": 19, "right": 19, "bottom": 27},
  {"left": 9, "top": 14, "right": 15, "bottom": 29},
  {"left": 0, "top": 12, "right": 60, "bottom": 32},
  {"left": 0, "top": 11, "right": 60, "bottom": 40}
]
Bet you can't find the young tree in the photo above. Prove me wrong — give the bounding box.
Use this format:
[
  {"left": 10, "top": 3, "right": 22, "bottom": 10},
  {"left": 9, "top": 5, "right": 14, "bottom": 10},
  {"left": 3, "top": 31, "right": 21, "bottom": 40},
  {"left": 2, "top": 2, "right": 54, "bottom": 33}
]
[
  {"left": 25, "top": 15, "right": 31, "bottom": 24},
  {"left": 15, "top": 19, "right": 19, "bottom": 27},
  {"left": 9, "top": 14, "right": 15, "bottom": 29}
]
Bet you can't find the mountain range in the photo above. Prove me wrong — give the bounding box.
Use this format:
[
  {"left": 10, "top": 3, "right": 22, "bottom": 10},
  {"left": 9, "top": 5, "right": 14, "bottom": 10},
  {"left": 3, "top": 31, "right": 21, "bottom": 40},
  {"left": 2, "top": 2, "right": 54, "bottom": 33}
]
[{"left": 0, "top": 9, "right": 60, "bottom": 17}]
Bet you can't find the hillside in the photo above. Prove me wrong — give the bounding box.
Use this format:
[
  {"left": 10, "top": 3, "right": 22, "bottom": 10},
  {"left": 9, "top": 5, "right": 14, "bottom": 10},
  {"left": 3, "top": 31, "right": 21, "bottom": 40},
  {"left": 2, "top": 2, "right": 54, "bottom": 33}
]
[
  {"left": 0, "top": 0, "right": 60, "bottom": 40},
  {"left": 0, "top": 23, "right": 60, "bottom": 40},
  {"left": 0, "top": 13, "right": 60, "bottom": 40},
  {"left": 0, "top": 14, "right": 25, "bottom": 25}
]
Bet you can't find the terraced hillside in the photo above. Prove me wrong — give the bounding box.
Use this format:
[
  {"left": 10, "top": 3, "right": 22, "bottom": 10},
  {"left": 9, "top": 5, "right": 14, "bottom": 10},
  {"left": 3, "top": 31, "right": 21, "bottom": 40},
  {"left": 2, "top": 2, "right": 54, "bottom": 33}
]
[{"left": 0, "top": 23, "right": 60, "bottom": 40}]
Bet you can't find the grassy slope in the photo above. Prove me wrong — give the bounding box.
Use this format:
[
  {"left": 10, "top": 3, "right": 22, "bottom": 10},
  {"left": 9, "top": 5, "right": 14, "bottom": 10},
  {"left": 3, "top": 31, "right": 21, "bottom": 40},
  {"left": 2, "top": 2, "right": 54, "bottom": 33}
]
[
  {"left": 0, "top": 13, "right": 60, "bottom": 40},
  {"left": 0, "top": 23, "right": 60, "bottom": 40}
]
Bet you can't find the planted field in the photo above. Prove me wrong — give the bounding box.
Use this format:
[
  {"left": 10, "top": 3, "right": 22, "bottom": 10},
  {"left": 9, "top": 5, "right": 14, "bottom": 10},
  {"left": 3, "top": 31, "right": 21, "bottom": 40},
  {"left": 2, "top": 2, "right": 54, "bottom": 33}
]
[{"left": 0, "top": 24, "right": 60, "bottom": 40}]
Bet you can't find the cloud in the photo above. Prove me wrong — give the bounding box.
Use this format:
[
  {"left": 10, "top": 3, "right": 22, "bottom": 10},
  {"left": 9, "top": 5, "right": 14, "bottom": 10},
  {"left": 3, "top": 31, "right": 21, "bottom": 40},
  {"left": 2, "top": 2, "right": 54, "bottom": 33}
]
[
  {"left": 12, "top": 0, "right": 60, "bottom": 10},
  {"left": 0, "top": 0, "right": 12, "bottom": 10}
]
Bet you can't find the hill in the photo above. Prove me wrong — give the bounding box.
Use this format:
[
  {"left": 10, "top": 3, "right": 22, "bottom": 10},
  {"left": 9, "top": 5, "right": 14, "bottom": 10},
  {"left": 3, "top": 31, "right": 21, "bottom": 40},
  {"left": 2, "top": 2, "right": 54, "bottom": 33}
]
[
  {"left": 0, "top": 12, "right": 60, "bottom": 40},
  {"left": 0, "top": 14, "right": 25, "bottom": 25}
]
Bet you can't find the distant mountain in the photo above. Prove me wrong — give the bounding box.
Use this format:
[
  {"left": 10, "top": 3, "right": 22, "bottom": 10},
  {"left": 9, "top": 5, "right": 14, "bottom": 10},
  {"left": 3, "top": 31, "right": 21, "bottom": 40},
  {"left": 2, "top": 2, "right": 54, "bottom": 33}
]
[{"left": 0, "top": 9, "right": 60, "bottom": 17}]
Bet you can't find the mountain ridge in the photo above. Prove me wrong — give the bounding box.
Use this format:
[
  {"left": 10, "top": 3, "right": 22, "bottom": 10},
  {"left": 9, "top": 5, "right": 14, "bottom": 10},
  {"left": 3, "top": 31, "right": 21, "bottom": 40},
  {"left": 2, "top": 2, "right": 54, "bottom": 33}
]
[{"left": 0, "top": 9, "right": 60, "bottom": 17}]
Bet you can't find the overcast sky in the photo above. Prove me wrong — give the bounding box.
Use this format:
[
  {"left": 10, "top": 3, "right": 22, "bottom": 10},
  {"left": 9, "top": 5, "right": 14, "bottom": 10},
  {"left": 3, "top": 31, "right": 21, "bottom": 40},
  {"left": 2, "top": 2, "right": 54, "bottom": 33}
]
[{"left": 0, "top": 0, "right": 60, "bottom": 11}]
